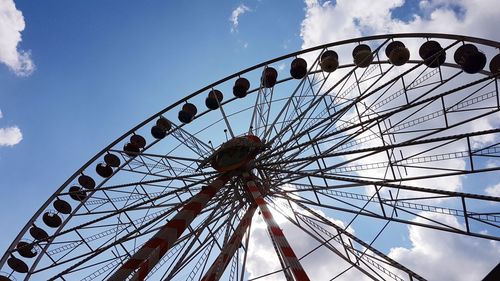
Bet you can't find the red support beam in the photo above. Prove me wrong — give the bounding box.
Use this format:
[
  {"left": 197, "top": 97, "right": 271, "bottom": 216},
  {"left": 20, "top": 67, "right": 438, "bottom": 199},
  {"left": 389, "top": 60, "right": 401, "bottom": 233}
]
[
  {"left": 201, "top": 204, "right": 257, "bottom": 281},
  {"left": 108, "top": 175, "right": 230, "bottom": 281},
  {"left": 242, "top": 172, "right": 310, "bottom": 281}
]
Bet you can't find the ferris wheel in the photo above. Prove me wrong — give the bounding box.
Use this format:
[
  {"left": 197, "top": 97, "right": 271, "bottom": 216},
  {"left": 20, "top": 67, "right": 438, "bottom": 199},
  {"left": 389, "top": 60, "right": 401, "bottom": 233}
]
[{"left": 1, "top": 33, "right": 500, "bottom": 281}]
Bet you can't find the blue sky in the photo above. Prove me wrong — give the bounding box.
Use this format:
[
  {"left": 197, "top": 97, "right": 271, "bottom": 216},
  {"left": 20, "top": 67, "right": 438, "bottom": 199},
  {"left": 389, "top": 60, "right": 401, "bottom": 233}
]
[
  {"left": 1, "top": 0, "right": 500, "bottom": 280},
  {"left": 0, "top": 0, "right": 306, "bottom": 271},
  {"left": 0, "top": 0, "right": 303, "bottom": 246}
]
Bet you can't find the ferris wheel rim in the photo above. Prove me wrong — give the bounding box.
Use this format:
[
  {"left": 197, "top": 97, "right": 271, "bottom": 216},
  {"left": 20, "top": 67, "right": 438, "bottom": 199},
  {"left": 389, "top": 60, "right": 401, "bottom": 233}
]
[{"left": 2, "top": 32, "right": 500, "bottom": 280}]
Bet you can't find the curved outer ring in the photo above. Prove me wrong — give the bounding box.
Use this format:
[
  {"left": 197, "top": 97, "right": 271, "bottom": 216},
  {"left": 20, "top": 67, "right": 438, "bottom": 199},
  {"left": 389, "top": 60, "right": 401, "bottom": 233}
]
[{"left": 2, "top": 33, "right": 500, "bottom": 274}]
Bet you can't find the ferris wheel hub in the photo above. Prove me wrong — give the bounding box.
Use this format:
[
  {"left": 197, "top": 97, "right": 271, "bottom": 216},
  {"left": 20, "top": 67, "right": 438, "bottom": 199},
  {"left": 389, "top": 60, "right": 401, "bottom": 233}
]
[{"left": 209, "top": 135, "right": 264, "bottom": 172}]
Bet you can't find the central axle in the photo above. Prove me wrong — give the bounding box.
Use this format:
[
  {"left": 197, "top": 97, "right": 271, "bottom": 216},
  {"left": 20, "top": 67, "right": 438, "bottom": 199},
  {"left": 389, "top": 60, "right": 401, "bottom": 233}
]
[{"left": 206, "top": 135, "right": 265, "bottom": 173}]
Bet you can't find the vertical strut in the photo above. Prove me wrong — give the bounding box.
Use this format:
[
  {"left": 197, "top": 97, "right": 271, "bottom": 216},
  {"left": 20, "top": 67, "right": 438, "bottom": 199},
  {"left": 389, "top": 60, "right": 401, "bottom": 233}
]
[
  {"left": 201, "top": 204, "right": 257, "bottom": 281},
  {"left": 242, "top": 172, "right": 311, "bottom": 281},
  {"left": 107, "top": 175, "right": 230, "bottom": 281}
]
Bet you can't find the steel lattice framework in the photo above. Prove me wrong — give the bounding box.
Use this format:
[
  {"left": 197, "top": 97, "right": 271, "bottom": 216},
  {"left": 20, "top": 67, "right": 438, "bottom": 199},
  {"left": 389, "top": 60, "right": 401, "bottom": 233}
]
[{"left": 1, "top": 33, "right": 500, "bottom": 281}]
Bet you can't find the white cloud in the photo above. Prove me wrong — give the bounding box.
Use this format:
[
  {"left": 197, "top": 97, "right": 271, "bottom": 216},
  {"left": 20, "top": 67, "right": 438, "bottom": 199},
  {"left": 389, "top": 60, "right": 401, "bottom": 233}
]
[
  {"left": 485, "top": 183, "right": 500, "bottom": 197},
  {"left": 230, "top": 4, "right": 251, "bottom": 33},
  {"left": 300, "top": 0, "right": 401, "bottom": 49},
  {"left": 0, "top": 126, "right": 22, "bottom": 146},
  {"left": 297, "top": 0, "right": 500, "bottom": 195},
  {"left": 0, "top": 109, "right": 22, "bottom": 146},
  {"left": 245, "top": 200, "right": 371, "bottom": 280},
  {"left": 301, "top": 0, "right": 500, "bottom": 50},
  {"left": 389, "top": 213, "right": 500, "bottom": 280},
  {"left": 295, "top": 1, "right": 500, "bottom": 280},
  {"left": 0, "top": 0, "right": 34, "bottom": 76}
]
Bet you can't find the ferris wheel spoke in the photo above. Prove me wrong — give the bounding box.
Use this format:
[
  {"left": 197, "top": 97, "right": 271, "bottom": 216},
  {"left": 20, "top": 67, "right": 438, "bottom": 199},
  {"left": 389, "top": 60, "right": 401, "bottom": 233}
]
[
  {"left": 266, "top": 167, "right": 500, "bottom": 201},
  {"left": 264, "top": 76, "right": 347, "bottom": 158},
  {"left": 41, "top": 204, "right": 177, "bottom": 278},
  {"left": 195, "top": 206, "right": 250, "bottom": 280},
  {"left": 268, "top": 44, "right": 486, "bottom": 174},
  {"left": 259, "top": 73, "right": 324, "bottom": 146},
  {"left": 291, "top": 64, "right": 393, "bottom": 146},
  {"left": 276, "top": 183, "right": 500, "bottom": 231},
  {"left": 267, "top": 81, "right": 314, "bottom": 142},
  {"left": 301, "top": 63, "right": 382, "bottom": 133},
  {"left": 261, "top": 128, "right": 500, "bottom": 173},
  {"left": 45, "top": 193, "right": 234, "bottom": 279},
  {"left": 33, "top": 174, "right": 218, "bottom": 259},
  {"left": 314, "top": 67, "right": 443, "bottom": 145},
  {"left": 72, "top": 181, "right": 204, "bottom": 219},
  {"left": 267, "top": 121, "right": 373, "bottom": 173},
  {"left": 271, "top": 106, "right": 403, "bottom": 170},
  {"left": 269, "top": 71, "right": 332, "bottom": 142},
  {"left": 102, "top": 159, "right": 214, "bottom": 215},
  {"left": 74, "top": 202, "right": 180, "bottom": 218},
  {"left": 272, "top": 94, "right": 340, "bottom": 165},
  {"left": 271, "top": 183, "right": 500, "bottom": 241},
  {"left": 109, "top": 150, "right": 203, "bottom": 163},
  {"left": 204, "top": 204, "right": 248, "bottom": 281},
  {"left": 264, "top": 110, "right": 500, "bottom": 182},
  {"left": 73, "top": 181, "right": 205, "bottom": 224},
  {"left": 135, "top": 154, "right": 198, "bottom": 175},
  {"left": 106, "top": 174, "right": 230, "bottom": 280},
  {"left": 260, "top": 73, "right": 497, "bottom": 166},
  {"left": 28, "top": 195, "right": 171, "bottom": 278},
  {"left": 275, "top": 192, "right": 468, "bottom": 240},
  {"left": 214, "top": 97, "right": 236, "bottom": 139},
  {"left": 264, "top": 198, "right": 380, "bottom": 281},
  {"left": 200, "top": 204, "right": 256, "bottom": 281},
  {"left": 169, "top": 232, "right": 220, "bottom": 281},
  {"left": 117, "top": 166, "right": 196, "bottom": 180},
  {"left": 171, "top": 125, "right": 215, "bottom": 157},
  {"left": 320, "top": 88, "right": 499, "bottom": 156},
  {"left": 82, "top": 183, "right": 201, "bottom": 208},
  {"left": 274, "top": 77, "right": 378, "bottom": 159},
  {"left": 114, "top": 154, "right": 200, "bottom": 180},
  {"left": 261, "top": 53, "right": 323, "bottom": 141},
  {"left": 265, "top": 196, "right": 420, "bottom": 281},
  {"left": 263, "top": 166, "right": 500, "bottom": 238},
  {"left": 287, "top": 145, "right": 497, "bottom": 176},
  {"left": 265, "top": 72, "right": 352, "bottom": 159},
  {"left": 278, "top": 195, "right": 425, "bottom": 281},
  {"left": 163, "top": 202, "right": 251, "bottom": 280},
  {"left": 79, "top": 183, "right": 204, "bottom": 216},
  {"left": 81, "top": 230, "right": 195, "bottom": 281},
  {"left": 264, "top": 68, "right": 476, "bottom": 165},
  {"left": 153, "top": 190, "right": 238, "bottom": 280},
  {"left": 191, "top": 95, "right": 290, "bottom": 141},
  {"left": 46, "top": 208, "right": 177, "bottom": 258},
  {"left": 78, "top": 170, "right": 216, "bottom": 195},
  {"left": 264, "top": 65, "right": 404, "bottom": 161},
  {"left": 317, "top": 41, "right": 462, "bottom": 138},
  {"left": 115, "top": 176, "right": 229, "bottom": 248},
  {"left": 134, "top": 200, "right": 232, "bottom": 280},
  {"left": 109, "top": 150, "right": 203, "bottom": 180},
  {"left": 250, "top": 86, "right": 274, "bottom": 137},
  {"left": 262, "top": 143, "right": 500, "bottom": 185},
  {"left": 265, "top": 39, "right": 393, "bottom": 153}
]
